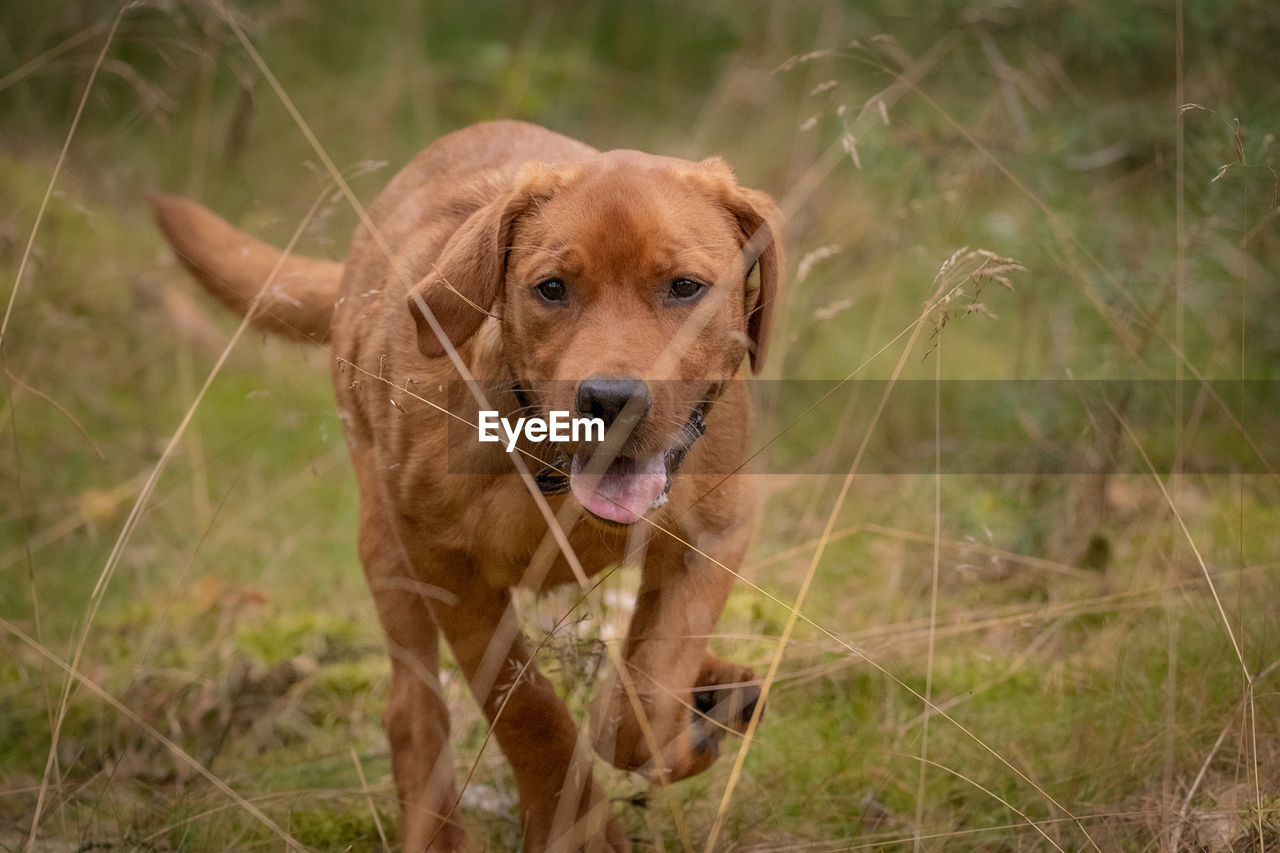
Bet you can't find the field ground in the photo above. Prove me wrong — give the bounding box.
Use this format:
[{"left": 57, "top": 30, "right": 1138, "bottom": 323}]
[{"left": 2, "top": 2, "right": 1278, "bottom": 850}]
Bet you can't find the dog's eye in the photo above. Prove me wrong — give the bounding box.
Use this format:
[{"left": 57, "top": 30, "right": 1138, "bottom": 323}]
[
  {"left": 534, "top": 278, "right": 569, "bottom": 304},
  {"left": 668, "top": 278, "right": 706, "bottom": 303}
]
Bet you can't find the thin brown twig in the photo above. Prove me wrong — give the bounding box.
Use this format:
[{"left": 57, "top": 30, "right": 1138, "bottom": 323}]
[
  {"left": 2, "top": 10, "right": 122, "bottom": 355},
  {"left": 349, "top": 746, "right": 390, "bottom": 852},
  {"left": 16, "top": 8, "right": 129, "bottom": 847},
  {"left": 3, "top": 368, "right": 105, "bottom": 460},
  {"left": 912, "top": 333, "right": 943, "bottom": 851},
  {"left": 0, "top": 19, "right": 107, "bottom": 94},
  {"left": 911, "top": 755, "right": 1065, "bottom": 850},
  {"left": 1108, "top": 404, "right": 1249, "bottom": 681}
]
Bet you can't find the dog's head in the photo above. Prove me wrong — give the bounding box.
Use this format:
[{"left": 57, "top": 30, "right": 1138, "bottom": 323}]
[{"left": 408, "top": 151, "right": 784, "bottom": 525}]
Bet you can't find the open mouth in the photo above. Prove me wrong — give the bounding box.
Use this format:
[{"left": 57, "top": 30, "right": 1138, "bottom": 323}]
[
  {"left": 565, "top": 402, "right": 708, "bottom": 525},
  {"left": 519, "top": 385, "right": 711, "bottom": 526},
  {"left": 569, "top": 450, "right": 669, "bottom": 525}
]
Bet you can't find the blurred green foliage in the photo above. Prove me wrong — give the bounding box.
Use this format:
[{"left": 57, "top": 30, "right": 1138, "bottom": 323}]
[{"left": 2, "top": 1, "right": 1278, "bottom": 850}]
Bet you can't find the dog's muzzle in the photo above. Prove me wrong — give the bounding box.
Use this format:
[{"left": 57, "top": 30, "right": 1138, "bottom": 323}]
[{"left": 528, "top": 377, "right": 713, "bottom": 525}]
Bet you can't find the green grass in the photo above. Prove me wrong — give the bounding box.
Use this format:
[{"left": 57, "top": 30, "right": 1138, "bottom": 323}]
[{"left": 3, "top": 1, "right": 1279, "bottom": 850}]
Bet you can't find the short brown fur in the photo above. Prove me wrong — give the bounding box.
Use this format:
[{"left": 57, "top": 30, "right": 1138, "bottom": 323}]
[{"left": 151, "top": 121, "right": 783, "bottom": 852}]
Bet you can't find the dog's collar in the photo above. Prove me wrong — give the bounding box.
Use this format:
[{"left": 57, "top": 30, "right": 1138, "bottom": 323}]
[
  {"left": 529, "top": 384, "right": 718, "bottom": 498},
  {"left": 658, "top": 399, "right": 709, "bottom": 493},
  {"left": 507, "top": 380, "right": 570, "bottom": 494}
]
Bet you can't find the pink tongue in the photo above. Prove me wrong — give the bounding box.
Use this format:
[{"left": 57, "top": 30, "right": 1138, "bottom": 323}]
[{"left": 570, "top": 451, "right": 668, "bottom": 524}]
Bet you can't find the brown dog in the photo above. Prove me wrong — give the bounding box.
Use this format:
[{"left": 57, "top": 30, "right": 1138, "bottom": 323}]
[{"left": 151, "top": 120, "right": 783, "bottom": 852}]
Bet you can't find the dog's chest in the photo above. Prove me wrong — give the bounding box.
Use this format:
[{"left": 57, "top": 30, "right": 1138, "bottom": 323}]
[{"left": 464, "top": 482, "right": 634, "bottom": 590}]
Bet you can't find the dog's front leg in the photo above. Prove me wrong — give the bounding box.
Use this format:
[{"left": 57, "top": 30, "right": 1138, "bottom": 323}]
[
  {"left": 423, "top": 563, "right": 631, "bottom": 853},
  {"left": 590, "top": 525, "right": 760, "bottom": 784},
  {"left": 353, "top": 471, "right": 469, "bottom": 853}
]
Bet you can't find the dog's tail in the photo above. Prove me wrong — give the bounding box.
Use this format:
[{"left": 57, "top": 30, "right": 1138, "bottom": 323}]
[{"left": 149, "top": 193, "right": 343, "bottom": 343}]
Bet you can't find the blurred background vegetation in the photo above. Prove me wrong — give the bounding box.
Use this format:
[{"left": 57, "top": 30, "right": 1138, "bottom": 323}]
[{"left": 2, "top": 1, "right": 1278, "bottom": 850}]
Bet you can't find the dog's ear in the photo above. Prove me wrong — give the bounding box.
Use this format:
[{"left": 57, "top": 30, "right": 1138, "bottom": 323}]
[
  {"left": 699, "top": 158, "right": 786, "bottom": 374},
  {"left": 407, "top": 165, "right": 561, "bottom": 359},
  {"left": 406, "top": 198, "right": 506, "bottom": 359},
  {"left": 735, "top": 185, "right": 785, "bottom": 374}
]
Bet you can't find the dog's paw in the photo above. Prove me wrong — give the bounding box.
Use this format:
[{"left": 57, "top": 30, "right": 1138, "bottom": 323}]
[
  {"left": 691, "top": 659, "right": 763, "bottom": 744},
  {"left": 650, "top": 659, "right": 763, "bottom": 782},
  {"left": 588, "top": 656, "right": 763, "bottom": 785},
  {"left": 693, "top": 668, "right": 761, "bottom": 732}
]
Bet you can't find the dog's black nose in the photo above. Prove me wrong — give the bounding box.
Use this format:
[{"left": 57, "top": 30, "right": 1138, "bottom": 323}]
[{"left": 575, "top": 376, "right": 650, "bottom": 430}]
